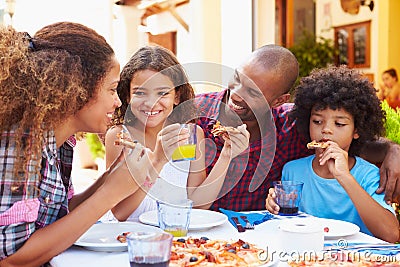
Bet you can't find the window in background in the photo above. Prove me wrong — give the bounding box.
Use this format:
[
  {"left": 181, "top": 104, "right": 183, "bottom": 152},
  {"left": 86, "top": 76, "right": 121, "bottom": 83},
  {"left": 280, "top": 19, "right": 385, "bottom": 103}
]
[
  {"left": 275, "top": 0, "right": 315, "bottom": 47},
  {"left": 334, "top": 21, "right": 371, "bottom": 68}
]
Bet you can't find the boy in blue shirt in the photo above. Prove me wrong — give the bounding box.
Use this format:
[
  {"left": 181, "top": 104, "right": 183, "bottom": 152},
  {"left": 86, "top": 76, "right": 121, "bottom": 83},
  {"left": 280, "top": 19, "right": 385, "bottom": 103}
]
[{"left": 265, "top": 65, "right": 399, "bottom": 243}]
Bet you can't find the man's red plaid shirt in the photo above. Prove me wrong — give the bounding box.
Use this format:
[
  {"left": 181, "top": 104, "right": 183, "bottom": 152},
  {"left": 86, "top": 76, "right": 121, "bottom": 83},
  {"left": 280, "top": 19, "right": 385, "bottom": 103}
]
[{"left": 194, "top": 90, "right": 311, "bottom": 211}]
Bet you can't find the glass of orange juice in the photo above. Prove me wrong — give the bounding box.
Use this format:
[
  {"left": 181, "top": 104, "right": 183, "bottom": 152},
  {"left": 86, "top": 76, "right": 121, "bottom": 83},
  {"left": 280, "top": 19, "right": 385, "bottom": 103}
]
[{"left": 171, "top": 123, "right": 197, "bottom": 162}]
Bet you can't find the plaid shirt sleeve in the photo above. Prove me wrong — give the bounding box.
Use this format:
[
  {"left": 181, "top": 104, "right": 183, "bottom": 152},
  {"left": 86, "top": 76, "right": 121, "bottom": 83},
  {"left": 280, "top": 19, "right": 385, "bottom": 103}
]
[
  {"left": 36, "top": 134, "right": 73, "bottom": 228},
  {"left": 0, "top": 130, "right": 74, "bottom": 259},
  {"left": 195, "top": 92, "right": 311, "bottom": 211}
]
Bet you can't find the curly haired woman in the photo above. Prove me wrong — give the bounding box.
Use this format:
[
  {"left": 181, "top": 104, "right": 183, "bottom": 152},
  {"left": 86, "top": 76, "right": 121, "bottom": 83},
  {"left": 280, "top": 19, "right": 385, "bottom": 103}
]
[
  {"left": 266, "top": 65, "right": 399, "bottom": 243},
  {"left": 0, "top": 23, "right": 154, "bottom": 266}
]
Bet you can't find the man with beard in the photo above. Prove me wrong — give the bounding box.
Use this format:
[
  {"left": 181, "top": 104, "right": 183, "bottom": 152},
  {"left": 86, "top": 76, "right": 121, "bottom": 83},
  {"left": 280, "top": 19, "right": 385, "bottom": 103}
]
[{"left": 194, "top": 44, "right": 400, "bottom": 211}]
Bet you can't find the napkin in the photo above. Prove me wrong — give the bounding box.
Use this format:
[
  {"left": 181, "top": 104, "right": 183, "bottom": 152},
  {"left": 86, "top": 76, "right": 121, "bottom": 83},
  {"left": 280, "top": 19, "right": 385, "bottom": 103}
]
[{"left": 219, "top": 208, "right": 274, "bottom": 228}]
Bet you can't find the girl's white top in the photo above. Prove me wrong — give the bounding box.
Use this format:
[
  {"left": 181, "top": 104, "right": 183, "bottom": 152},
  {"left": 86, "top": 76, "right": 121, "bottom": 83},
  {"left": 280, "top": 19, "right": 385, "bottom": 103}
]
[{"left": 127, "top": 160, "right": 190, "bottom": 222}]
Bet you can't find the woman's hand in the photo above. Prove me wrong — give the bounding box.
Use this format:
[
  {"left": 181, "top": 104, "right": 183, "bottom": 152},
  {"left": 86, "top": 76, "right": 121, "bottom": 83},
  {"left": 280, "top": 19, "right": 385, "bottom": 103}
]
[
  {"left": 377, "top": 84, "right": 387, "bottom": 100},
  {"left": 220, "top": 124, "right": 250, "bottom": 158},
  {"left": 265, "top": 187, "right": 279, "bottom": 214},
  {"left": 105, "top": 142, "right": 151, "bottom": 198}
]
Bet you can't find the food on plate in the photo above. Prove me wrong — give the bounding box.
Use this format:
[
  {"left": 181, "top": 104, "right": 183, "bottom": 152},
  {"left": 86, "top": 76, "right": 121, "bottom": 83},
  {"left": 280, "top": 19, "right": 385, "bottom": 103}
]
[
  {"left": 288, "top": 251, "right": 400, "bottom": 267},
  {"left": 114, "top": 131, "right": 137, "bottom": 149},
  {"left": 116, "top": 232, "right": 131, "bottom": 243},
  {"left": 211, "top": 121, "right": 240, "bottom": 138},
  {"left": 307, "top": 140, "right": 328, "bottom": 149},
  {"left": 169, "top": 237, "right": 269, "bottom": 266},
  {"left": 324, "top": 227, "right": 330, "bottom": 233}
]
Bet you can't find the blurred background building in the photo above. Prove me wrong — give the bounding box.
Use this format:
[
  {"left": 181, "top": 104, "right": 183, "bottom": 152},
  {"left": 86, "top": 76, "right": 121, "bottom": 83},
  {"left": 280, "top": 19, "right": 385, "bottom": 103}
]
[
  {"left": 1, "top": 0, "right": 399, "bottom": 92},
  {"left": 1, "top": 0, "right": 399, "bottom": 188}
]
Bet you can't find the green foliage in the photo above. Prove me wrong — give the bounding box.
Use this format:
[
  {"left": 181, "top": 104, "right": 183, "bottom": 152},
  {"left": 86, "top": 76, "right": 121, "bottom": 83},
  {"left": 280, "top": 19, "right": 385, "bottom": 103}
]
[
  {"left": 288, "top": 31, "right": 338, "bottom": 95},
  {"left": 85, "top": 133, "right": 105, "bottom": 160},
  {"left": 381, "top": 100, "right": 400, "bottom": 145}
]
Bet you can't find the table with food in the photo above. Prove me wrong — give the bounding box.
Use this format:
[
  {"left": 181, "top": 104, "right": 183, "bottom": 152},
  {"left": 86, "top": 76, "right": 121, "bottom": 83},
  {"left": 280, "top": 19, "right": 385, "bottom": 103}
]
[{"left": 49, "top": 209, "right": 400, "bottom": 267}]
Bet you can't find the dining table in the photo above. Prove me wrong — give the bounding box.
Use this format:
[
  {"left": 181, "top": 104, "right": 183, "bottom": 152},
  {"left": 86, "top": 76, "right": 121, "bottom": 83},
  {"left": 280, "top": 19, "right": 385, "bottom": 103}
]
[{"left": 49, "top": 211, "right": 389, "bottom": 267}]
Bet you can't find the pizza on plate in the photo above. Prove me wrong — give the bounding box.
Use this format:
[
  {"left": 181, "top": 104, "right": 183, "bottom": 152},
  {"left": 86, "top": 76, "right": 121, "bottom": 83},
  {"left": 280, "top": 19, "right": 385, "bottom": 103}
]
[
  {"left": 169, "top": 237, "right": 269, "bottom": 267},
  {"left": 211, "top": 121, "right": 240, "bottom": 138},
  {"left": 307, "top": 140, "right": 329, "bottom": 149},
  {"left": 114, "top": 131, "right": 137, "bottom": 149},
  {"left": 116, "top": 231, "right": 131, "bottom": 243}
]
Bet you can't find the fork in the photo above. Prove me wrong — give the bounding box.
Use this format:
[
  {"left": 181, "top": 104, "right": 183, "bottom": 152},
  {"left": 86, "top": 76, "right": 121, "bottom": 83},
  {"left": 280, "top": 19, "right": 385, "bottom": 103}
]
[
  {"left": 231, "top": 216, "right": 246, "bottom": 232},
  {"left": 240, "top": 216, "right": 255, "bottom": 230}
]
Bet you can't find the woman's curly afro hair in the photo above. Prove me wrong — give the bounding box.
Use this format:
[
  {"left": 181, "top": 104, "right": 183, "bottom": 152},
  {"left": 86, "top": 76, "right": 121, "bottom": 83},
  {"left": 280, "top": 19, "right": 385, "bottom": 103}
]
[{"left": 289, "top": 65, "right": 385, "bottom": 156}]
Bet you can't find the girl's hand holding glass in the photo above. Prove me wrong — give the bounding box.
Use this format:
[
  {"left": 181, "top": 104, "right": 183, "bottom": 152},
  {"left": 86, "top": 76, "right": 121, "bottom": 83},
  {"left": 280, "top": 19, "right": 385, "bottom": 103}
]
[{"left": 151, "top": 123, "right": 191, "bottom": 164}]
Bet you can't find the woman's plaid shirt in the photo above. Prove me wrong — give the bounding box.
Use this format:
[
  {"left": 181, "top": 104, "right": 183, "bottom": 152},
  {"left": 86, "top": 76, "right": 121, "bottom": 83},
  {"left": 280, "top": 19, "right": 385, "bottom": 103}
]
[{"left": 0, "top": 129, "right": 75, "bottom": 258}]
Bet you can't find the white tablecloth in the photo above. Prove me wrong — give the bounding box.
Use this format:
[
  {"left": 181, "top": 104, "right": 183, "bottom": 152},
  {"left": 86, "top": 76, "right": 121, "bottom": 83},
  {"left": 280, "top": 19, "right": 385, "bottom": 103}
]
[{"left": 50, "top": 215, "right": 384, "bottom": 267}]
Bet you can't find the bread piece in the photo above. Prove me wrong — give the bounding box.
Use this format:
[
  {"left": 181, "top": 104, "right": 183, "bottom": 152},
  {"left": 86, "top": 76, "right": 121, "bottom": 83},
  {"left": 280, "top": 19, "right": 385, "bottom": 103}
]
[
  {"left": 211, "top": 121, "right": 240, "bottom": 137},
  {"left": 114, "top": 131, "right": 137, "bottom": 149},
  {"left": 307, "top": 140, "right": 328, "bottom": 149}
]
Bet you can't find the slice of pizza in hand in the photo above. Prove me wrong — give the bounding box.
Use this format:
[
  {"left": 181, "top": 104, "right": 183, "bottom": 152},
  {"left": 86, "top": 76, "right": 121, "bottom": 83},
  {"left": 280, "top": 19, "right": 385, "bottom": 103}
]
[
  {"left": 211, "top": 120, "right": 240, "bottom": 137},
  {"left": 114, "top": 131, "right": 137, "bottom": 149},
  {"left": 307, "top": 140, "right": 328, "bottom": 149}
]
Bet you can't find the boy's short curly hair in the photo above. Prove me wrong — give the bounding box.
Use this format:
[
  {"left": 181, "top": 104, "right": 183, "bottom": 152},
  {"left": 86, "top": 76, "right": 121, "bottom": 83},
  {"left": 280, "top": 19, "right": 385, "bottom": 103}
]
[{"left": 290, "top": 65, "right": 385, "bottom": 156}]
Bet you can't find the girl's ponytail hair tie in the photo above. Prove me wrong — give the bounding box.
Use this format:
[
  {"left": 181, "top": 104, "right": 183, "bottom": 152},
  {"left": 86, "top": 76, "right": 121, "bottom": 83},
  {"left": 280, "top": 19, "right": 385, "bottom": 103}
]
[{"left": 23, "top": 32, "right": 35, "bottom": 51}]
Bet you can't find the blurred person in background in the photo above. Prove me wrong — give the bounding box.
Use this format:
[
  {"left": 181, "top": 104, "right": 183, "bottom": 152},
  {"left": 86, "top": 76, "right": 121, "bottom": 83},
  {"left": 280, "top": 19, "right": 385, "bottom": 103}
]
[{"left": 377, "top": 68, "right": 400, "bottom": 109}]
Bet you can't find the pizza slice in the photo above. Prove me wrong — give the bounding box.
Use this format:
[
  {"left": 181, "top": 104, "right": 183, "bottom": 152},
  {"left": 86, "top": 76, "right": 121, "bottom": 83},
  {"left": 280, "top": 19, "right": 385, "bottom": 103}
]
[
  {"left": 114, "top": 131, "right": 137, "bottom": 149},
  {"left": 116, "top": 231, "right": 131, "bottom": 243},
  {"left": 307, "top": 140, "right": 328, "bottom": 149},
  {"left": 169, "top": 237, "right": 269, "bottom": 267},
  {"left": 211, "top": 121, "right": 240, "bottom": 137}
]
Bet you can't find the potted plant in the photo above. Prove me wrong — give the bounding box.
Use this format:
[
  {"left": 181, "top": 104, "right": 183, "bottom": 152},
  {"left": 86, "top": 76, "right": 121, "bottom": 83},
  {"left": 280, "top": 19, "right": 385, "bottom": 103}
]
[
  {"left": 85, "top": 133, "right": 106, "bottom": 172},
  {"left": 75, "top": 132, "right": 105, "bottom": 172},
  {"left": 381, "top": 100, "right": 400, "bottom": 222},
  {"left": 288, "top": 30, "right": 338, "bottom": 97},
  {"left": 381, "top": 100, "right": 400, "bottom": 145}
]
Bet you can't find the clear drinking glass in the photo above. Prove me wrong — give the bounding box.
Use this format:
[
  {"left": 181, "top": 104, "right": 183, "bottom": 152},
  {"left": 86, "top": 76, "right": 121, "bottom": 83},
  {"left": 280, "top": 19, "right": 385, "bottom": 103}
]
[
  {"left": 127, "top": 232, "right": 173, "bottom": 267},
  {"left": 157, "top": 198, "right": 193, "bottom": 237},
  {"left": 274, "top": 181, "right": 304, "bottom": 215}
]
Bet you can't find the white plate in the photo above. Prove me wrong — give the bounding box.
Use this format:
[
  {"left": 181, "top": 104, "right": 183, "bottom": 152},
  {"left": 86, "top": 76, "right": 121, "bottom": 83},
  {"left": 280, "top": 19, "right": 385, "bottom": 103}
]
[
  {"left": 74, "top": 222, "right": 163, "bottom": 252},
  {"left": 139, "top": 209, "right": 228, "bottom": 230},
  {"left": 315, "top": 218, "right": 360, "bottom": 238}
]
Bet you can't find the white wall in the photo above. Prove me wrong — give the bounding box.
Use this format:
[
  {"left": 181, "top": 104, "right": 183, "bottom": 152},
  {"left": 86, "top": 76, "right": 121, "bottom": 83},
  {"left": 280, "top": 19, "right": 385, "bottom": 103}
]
[
  {"left": 6, "top": 0, "right": 143, "bottom": 66},
  {"left": 11, "top": 0, "right": 112, "bottom": 37},
  {"left": 221, "top": 0, "right": 252, "bottom": 70},
  {"left": 112, "top": 4, "right": 145, "bottom": 66},
  {"left": 254, "top": 0, "right": 276, "bottom": 49},
  {"left": 6, "top": 0, "right": 277, "bottom": 92}
]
